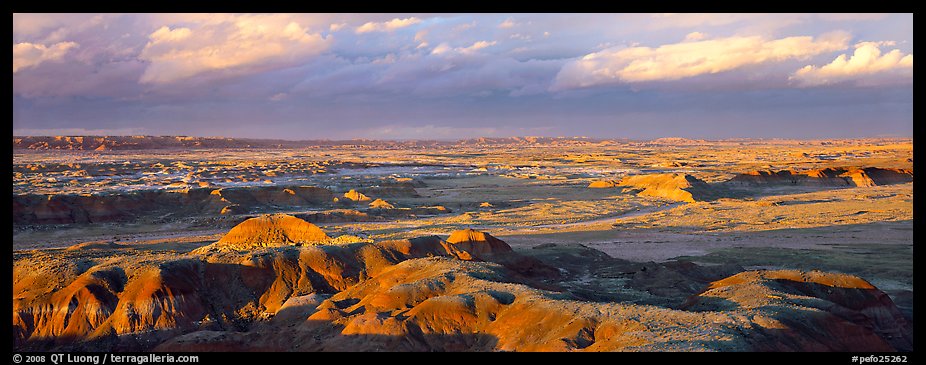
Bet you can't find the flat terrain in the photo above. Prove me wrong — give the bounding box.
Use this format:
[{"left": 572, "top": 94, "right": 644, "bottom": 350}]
[{"left": 12, "top": 137, "right": 914, "bottom": 351}]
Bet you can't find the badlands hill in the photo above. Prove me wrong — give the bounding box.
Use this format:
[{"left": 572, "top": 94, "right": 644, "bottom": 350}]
[
  {"left": 13, "top": 185, "right": 338, "bottom": 225},
  {"left": 729, "top": 167, "right": 913, "bottom": 187},
  {"left": 617, "top": 173, "right": 715, "bottom": 203},
  {"left": 589, "top": 167, "right": 912, "bottom": 204},
  {"left": 587, "top": 180, "right": 619, "bottom": 188},
  {"left": 12, "top": 214, "right": 911, "bottom": 352},
  {"left": 211, "top": 214, "right": 331, "bottom": 250}
]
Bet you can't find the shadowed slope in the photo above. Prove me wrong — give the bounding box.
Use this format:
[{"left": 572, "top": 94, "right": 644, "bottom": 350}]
[
  {"left": 682, "top": 270, "right": 912, "bottom": 351},
  {"left": 728, "top": 167, "right": 913, "bottom": 187},
  {"left": 13, "top": 227, "right": 911, "bottom": 352}
]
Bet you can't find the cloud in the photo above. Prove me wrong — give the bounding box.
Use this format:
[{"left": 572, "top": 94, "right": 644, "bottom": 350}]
[
  {"left": 13, "top": 127, "right": 149, "bottom": 136},
  {"left": 431, "top": 41, "right": 497, "bottom": 56},
  {"left": 790, "top": 42, "right": 913, "bottom": 86},
  {"left": 498, "top": 18, "right": 517, "bottom": 29},
  {"left": 13, "top": 13, "right": 103, "bottom": 40},
  {"left": 684, "top": 32, "right": 706, "bottom": 41},
  {"left": 13, "top": 41, "right": 78, "bottom": 73},
  {"left": 453, "top": 21, "right": 477, "bottom": 32},
  {"left": 466, "top": 41, "right": 496, "bottom": 52},
  {"left": 149, "top": 26, "right": 192, "bottom": 42},
  {"left": 355, "top": 17, "right": 421, "bottom": 33},
  {"left": 138, "top": 15, "right": 330, "bottom": 84},
  {"left": 13, "top": 58, "right": 146, "bottom": 98},
  {"left": 414, "top": 30, "right": 429, "bottom": 49},
  {"left": 552, "top": 31, "right": 851, "bottom": 89},
  {"left": 350, "top": 124, "right": 502, "bottom": 139}
]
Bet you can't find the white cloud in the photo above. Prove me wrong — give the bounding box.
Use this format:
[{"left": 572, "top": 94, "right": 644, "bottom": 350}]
[
  {"left": 453, "top": 21, "right": 477, "bottom": 32},
  {"left": 684, "top": 32, "right": 706, "bottom": 41},
  {"left": 414, "top": 30, "right": 429, "bottom": 49},
  {"left": 149, "top": 26, "right": 191, "bottom": 42},
  {"left": 790, "top": 42, "right": 913, "bottom": 86},
  {"left": 430, "top": 43, "right": 452, "bottom": 55},
  {"left": 498, "top": 18, "right": 517, "bottom": 29},
  {"left": 329, "top": 23, "right": 346, "bottom": 32},
  {"left": 467, "top": 41, "right": 496, "bottom": 52},
  {"left": 552, "top": 31, "right": 851, "bottom": 89},
  {"left": 138, "top": 15, "right": 330, "bottom": 84},
  {"left": 815, "top": 13, "right": 889, "bottom": 22},
  {"left": 355, "top": 17, "right": 421, "bottom": 34},
  {"left": 431, "top": 41, "right": 496, "bottom": 56},
  {"left": 13, "top": 41, "right": 78, "bottom": 73}
]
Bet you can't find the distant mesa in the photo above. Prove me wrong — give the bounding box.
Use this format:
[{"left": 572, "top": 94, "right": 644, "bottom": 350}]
[
  {"left": 343, "top": 189, "right": 371, "bottom": 202},
  {"left": 479, "top": 201, "right": 493, "bottom": 208},
  {"left": 646, "top": 137, "right": 707, "bottom": 146},
  {"left": 445, "top": 228, "right": 513, "bottom": 260},
  {"left": 587, "top": 180, "right": 618, "bottom": 188},
  {"left": 210, "top": 214, "right": 330, "bottom": 251},
  {"left": 617, "top": 173, "right": 713, "bottom": 203},
  {"left": 13, "top": 135, "right": 605, "bottom": 151},
  {"left": 369, "top": 198, "right": 394, "bottom": 209},
  {"left": 729, "top": 167, "right": 912, "bottom": 187}
]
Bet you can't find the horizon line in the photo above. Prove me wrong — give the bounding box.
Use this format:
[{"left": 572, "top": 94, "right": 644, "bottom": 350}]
[{"left": 12, "top": 134, "right": 914, "bottom": 143}]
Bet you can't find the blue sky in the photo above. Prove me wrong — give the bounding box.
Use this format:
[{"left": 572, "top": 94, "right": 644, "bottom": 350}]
[{"left": 12, "top": 13, "right": 913, "bottom": 140}]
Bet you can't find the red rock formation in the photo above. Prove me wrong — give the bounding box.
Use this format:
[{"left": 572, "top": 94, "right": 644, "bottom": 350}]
[
  {"left": 617, "top": 173, "right": 714, "bottom": 203},
  {"left": 728, "top": 167, "right": 912, "bottom": 187},
  {"left": 212, "top": 214, "right": 330, "bottom": 250},
  {"left": 342, "top": 189, "right": 371, "bottom": 202},
  {"left": 13, "top": 185, "right": 337, "bottom": 225},
  {"left": 682, "top": 270, "right": 913, "bottom": 351},
  {"left": 444, "top": 229, "right": 513, "bottom": 260},
  {"left": 13, "top": 229, "right": 910, "bottom": 352},
  {"left": 587, "top": 180, "right": 619, "bottom": 188}
]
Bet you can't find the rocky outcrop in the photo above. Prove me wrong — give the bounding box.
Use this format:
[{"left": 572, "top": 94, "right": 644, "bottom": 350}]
[
  {"left": 13, "top": 185, "right": 336, "bottom": 225},
  {"left": 156, "top": 262, "right": 913, "bottom": 352},
  {"left": 369, "top": 199, "right": 395, "bottom": 209},
  {"left": 445, "top": 229, "right": 513, "bottom": 259},
  {"left": 682, "top": 270, "right": 913, "bottom": 351},
  {"left": 12, "top": 223, "right": 911, "bottom": 352},
  {"left": 617, "top": 173, "right": 714, "bottom": 203},
  {"left": 727, "top": 167, "right": 913, "bottom": 187},
  {"left": 208, "top": 214, "right": 331, "bottom": 251},
  {"left": 13, "top": 228, "right": 557, "bottom": 351},
  {"left": 157, "top": 257, "right": 738, "bottom": 352},
  {"left": 587, "top": 180, "right": 618, "bottom": 188},
  {"left": 342, "top": 189, "right": 371, "bottom": 202}
]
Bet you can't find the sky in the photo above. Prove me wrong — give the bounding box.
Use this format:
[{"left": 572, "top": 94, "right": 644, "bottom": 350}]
[{"left": 12, "top": 13, "right": 914, "bottom": 140}]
